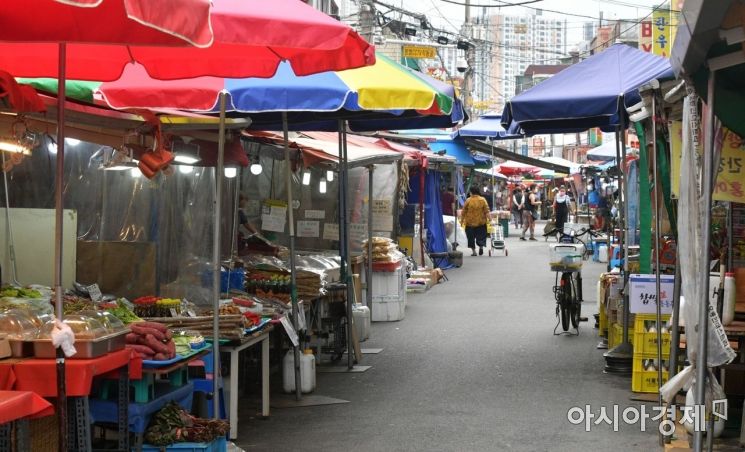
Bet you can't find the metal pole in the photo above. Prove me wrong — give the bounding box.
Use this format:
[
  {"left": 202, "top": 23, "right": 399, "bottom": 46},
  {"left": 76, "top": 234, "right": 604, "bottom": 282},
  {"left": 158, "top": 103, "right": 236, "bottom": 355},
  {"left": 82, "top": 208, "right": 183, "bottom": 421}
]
[
  {"left": 366, "top": 165, "right": 374, "bottom": 313},
  {"left": 282, "top": 113, "right": 302, "bottom": 401},
  {"left": 55, "top": 41, "right": 68, "bottom": 452},
  {"left": 453, "top": 167, "right": 459, "bottom": 245},
  {"left": 227, "top": 168, "right": 241, "bottom": 291},
  {"left": 342, "top": 124, "right": 355, "bottom": 370},
  {"left": 650, "top": 94, "right": 665, "bottom": 445},
  {"left": 212, "top": 92, "right": 227, "bottom": 418},
  {"left": 693, "top": 70, "right": 716, "bottom": 452},
  {"left": 620, "top": 115, "right": 631, "bottom": 346},
  {"left": 669, "top": 252, "right": 682, "bottom": 379}
]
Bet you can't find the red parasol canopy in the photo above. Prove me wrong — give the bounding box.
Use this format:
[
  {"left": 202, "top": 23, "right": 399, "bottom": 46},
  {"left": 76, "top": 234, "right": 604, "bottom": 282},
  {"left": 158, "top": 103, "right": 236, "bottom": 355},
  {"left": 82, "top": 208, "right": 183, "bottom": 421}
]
[
  {"left": 0, "top": 0, "right": 375, "bottom": 81},
  {"left": 0, "top": 0, "right": 213, "bottom": 47}
]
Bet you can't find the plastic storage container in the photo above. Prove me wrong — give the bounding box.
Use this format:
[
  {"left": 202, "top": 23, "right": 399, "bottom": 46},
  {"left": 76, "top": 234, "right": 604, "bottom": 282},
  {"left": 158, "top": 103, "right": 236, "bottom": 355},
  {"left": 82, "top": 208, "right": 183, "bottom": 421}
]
[
  {"left": 548, "top": 243, "right": 585, "bottom": 272},
  {"left": 0, "top": 309, "right": 42, "bottom": 357},
  {"left": 140, "top": 437, "right": 227, "bottom": 452},
  {"left": 372, "top": 266, "right": 406, "bottom": 322},
  {"left": 708, "top": 272, "right": 736, "bottom": 325},
  {"left": 282, "top": 349, "right": 316, "bottom": 393},
  {"left": 352, "top": 304, "right": 370, "bottom": 341},
  {"left": 632, "top": 314, "right": 671, "bottom": 356}
]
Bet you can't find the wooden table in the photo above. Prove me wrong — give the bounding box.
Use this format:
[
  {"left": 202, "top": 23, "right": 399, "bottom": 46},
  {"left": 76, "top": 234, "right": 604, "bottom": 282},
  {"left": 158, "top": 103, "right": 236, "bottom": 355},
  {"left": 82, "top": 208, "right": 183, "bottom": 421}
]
[{"left": 221, "top": 326, "right": 273, "bottom": 440}]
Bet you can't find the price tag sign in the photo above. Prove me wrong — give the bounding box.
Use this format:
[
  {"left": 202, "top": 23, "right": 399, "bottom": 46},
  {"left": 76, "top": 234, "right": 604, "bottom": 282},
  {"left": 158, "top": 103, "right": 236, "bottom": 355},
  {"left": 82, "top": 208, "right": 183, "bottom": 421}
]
[
  {"left": 323, "top": 223, "right": 340, "bottom": 241},
  {"left": 371, "top": 198, "right": 393, "bottom": 231},
  {"left": 280, "top": 315, "right": 299, "bottom": 346},
  {"left": 296, "top": 220, "right": 320, "bottom": 238},
  {"left": 305, "top": 210, "right": 326, "bottom": 220},
  {"left": 87, "top": 284, "right": 103, "bottom": 302},
  {"left": 629, "top": 274, "right": 675, "bottom": 314}
]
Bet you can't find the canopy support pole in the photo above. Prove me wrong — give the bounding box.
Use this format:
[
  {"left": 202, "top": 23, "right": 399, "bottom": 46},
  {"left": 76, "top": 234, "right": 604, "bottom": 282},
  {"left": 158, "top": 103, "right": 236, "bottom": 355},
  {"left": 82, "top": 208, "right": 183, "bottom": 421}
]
[
  {"left": 693, "top": 68, "right": 716, "bottom": 452},
  {"left": 55, "top": 41, "right": 68, "bottom": 452},
  {"left": 212, "top": 92, "right": 227, "bottom": 417},
  {"left": 651, "top": 92, "right": 666, "bottom": 445},
  {"left": 282, "top": 112, "right": 302, "bottom": 401},
  {"left": 366, "top": 165, "right": 374, "bottom": 314},
  {"left": 227, "top": 168, "right": 241, "bottom": 295},
  {"left": 341, "top": 123, "right": 355, "bottom": 370},
  {"left": 603, "top": 112, "right": 632, "bottom": 374}
]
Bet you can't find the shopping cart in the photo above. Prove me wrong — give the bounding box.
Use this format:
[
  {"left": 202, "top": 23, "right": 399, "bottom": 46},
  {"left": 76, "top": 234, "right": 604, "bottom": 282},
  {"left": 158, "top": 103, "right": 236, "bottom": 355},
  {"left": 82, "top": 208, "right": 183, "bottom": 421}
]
[{"left": 487, "top": 221, "right": 508, "bottom": 257}]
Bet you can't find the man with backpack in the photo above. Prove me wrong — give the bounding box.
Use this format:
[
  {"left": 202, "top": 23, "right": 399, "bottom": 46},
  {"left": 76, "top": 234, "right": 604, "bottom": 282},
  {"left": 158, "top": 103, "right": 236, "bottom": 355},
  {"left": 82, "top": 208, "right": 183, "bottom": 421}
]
[{"left": 520, "top": 184, "right": 541, "bottom": 241}]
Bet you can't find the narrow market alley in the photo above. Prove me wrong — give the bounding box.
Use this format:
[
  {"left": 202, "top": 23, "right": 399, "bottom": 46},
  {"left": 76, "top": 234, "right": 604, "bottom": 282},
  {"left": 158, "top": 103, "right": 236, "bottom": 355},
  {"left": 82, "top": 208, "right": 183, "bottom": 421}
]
[{"left": 237, "top": 224, "right": 660, "bottom": 452}]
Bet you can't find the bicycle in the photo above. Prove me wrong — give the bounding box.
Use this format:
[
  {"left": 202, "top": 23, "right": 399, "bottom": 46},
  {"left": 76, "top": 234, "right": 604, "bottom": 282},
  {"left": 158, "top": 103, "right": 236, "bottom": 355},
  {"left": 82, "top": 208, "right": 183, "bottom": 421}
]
[{"left": 544, "top": 227, "right": 599, "bottom": 335}]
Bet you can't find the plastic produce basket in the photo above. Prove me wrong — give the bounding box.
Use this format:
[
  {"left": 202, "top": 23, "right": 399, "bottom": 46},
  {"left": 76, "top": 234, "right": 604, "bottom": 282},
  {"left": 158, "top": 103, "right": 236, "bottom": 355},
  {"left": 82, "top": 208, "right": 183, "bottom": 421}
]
[
  {"left": 140, "top": 437, "right": 226, "bottom": 452},
  {"left": 548, "top": 243, "right": 585, "bottom": 272}
]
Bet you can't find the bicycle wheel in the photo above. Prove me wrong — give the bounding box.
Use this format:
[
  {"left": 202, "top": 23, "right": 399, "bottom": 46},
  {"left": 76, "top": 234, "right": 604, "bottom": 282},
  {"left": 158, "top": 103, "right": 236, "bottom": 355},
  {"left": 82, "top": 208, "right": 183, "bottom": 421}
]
[
  {"left": 560, "top": 273, "right": 572, "bottom": 331},
  {"left": 570, "top": 283, "right": 581, "bottom": 329}
]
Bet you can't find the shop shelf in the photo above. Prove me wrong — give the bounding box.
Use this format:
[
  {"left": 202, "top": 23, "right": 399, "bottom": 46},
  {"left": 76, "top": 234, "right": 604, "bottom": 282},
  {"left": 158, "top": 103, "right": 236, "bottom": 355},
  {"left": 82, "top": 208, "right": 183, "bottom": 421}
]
[{"left": 140, "top": 437, "right": 226, "bottom": 452}]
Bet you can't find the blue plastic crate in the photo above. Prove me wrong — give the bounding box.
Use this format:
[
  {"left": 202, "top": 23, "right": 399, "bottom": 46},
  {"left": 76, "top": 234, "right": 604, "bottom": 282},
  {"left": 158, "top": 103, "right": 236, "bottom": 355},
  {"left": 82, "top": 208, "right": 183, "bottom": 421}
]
[
  {"left": 139, "top": 437, "right": 226, "bottom": 452},
  {"left": 201, "top": 268, "right": 245, "bottom": 292}
]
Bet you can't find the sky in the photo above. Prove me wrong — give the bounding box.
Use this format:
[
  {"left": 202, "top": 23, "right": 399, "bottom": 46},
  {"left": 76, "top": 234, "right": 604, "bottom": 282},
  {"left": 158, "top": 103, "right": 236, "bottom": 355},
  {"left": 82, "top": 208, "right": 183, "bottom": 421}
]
[{"left": 392, "top": 0, "right": 668, "bottom": 49}]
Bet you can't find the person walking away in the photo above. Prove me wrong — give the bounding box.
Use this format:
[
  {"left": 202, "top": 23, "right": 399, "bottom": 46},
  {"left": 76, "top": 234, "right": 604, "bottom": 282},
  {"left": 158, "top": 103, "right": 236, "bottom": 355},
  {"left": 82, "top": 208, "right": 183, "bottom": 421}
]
[
  {"left": 521, "top": 184, "right": 541, "bottom": 241},
  {"left": 494, "top": 185, "right": 504, "bottom": 210},
  {"left": 511, "top": 187, "right": 525, "bottom": 228},
  {"left": 553, "top": 185, "right": 572, "bottom": 234},
  {"left": 460, "top": 186, "right": 490, "bottom": 256},
  {"left": 441, "top": 186, "right": 455, "bottom": 216}
]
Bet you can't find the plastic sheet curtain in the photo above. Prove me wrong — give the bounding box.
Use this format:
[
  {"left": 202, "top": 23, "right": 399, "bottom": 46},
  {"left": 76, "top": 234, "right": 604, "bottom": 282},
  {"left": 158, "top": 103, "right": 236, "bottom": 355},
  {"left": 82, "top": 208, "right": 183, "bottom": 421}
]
[
  {"left": 677, "top": 97, "right": 735, "bottom": 368},
  {"left": 234, "top": 155, "right": 398, "bottom": 252},
  {"left": 0, "top": 141, "right": 216, "bottom": 306}
]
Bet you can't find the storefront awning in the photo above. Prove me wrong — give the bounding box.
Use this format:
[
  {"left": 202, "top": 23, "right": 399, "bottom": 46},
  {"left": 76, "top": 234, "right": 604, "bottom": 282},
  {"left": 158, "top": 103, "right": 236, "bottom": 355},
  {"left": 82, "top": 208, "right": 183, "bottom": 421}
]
[
  {"left": 427, "top": 138, "right": 490, "bottom": 167},
  {"left": 464, "top": 138, "right": 571, "bottom": 173}
]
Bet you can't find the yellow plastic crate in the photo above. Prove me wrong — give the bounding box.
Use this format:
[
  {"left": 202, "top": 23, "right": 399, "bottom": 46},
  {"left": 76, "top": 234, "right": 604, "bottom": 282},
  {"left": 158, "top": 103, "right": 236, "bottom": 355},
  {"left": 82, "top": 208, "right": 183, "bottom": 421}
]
[
  {"left": 633, "top": 315, "right": 672, "bottom": 356},
  {"left": 599, "top": 304, "right": 608, "bottom": 338},
  {"left": 632, "top": 353, "right": 672, "bottom": 393},
  {"left": 608, "top": 322, "right": 634, "bottom": 349}
]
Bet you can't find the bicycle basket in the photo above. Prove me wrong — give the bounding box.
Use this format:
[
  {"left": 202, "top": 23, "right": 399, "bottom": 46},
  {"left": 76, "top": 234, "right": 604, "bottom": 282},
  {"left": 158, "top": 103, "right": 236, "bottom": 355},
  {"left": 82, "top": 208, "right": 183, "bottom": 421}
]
[{"left": 548, "top": 243, "right": 585, "bottom": 272}]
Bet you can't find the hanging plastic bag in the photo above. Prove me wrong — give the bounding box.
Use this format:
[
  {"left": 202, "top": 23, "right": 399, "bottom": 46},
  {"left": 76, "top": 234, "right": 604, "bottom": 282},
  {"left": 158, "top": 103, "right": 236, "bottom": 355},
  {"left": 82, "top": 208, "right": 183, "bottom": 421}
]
[{"left": 681, "top": 369, "right": 726, "bottom": 437}]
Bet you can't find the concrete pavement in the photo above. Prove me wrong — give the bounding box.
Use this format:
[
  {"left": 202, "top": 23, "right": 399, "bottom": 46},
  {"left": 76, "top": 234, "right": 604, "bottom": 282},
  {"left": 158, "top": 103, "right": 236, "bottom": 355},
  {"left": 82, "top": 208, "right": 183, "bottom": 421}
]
[{"left": 236, "top": 224, "right": 662, "bottom": 451}]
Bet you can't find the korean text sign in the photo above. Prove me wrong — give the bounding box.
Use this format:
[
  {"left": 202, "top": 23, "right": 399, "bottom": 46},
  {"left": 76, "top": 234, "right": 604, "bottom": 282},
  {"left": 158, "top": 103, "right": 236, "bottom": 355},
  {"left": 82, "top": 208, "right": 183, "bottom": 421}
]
[{"left": 629, "top": 274, "right": 675, "bottom": 314}]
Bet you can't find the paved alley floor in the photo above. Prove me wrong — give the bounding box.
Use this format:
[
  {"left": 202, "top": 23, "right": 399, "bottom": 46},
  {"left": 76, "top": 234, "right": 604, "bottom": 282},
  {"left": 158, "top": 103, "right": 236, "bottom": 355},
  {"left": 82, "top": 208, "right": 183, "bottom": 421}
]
[{"left": 236, "top": 224, "right": 662, "bottom": 452}]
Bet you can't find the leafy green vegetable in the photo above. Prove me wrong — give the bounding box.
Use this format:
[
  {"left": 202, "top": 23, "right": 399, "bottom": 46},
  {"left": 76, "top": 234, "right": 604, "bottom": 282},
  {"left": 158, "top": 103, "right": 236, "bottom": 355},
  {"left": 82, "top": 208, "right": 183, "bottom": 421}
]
[{"left": 105, "top": 299, "right": 142, "bottom": 324}]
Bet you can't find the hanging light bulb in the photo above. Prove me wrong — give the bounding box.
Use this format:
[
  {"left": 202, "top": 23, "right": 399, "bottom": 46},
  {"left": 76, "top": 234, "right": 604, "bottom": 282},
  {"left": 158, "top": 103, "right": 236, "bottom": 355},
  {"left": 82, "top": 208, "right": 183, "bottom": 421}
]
[
  {"left": 326, "top": 170, "right": 334, "bottom": 182},
  {"left": 302, "top": 171, "right": 311, "bottom": 185},
  {"left": 224, "top": 167, "right": 237, "bottom": 178},
  {"left": 64, "top": 138, "right": 81, "bottom": 146},
  {"left": 47, "top": 140, "right": 57, "bottom": 155},
  {"left": 179, "top": 165, "right": 194, "bottom": 174},
  {"left": 130, "top": 167, "right": 141, "bottom": 178},
  {"left": 250, "top": 162, "right": 262, "bottom": 175},
  {"left": 319, "top": 177, "right": 327, "bottom": 194}
]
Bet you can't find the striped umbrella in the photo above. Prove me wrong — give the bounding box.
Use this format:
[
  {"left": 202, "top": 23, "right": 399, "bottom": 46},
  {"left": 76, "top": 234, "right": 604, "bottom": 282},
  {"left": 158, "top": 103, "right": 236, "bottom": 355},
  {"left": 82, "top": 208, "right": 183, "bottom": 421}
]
[{"left": 21, "top": 53, "right": 462, "bottom": 127}]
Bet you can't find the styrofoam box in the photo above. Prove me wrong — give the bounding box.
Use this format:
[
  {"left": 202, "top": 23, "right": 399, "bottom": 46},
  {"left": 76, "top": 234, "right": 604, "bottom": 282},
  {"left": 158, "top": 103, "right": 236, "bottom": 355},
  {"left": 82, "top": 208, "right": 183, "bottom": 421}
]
[
  {"left": 372, "top": 267, "right": 406, "bottom": 321},
  {"left": 372, "top": 266, "right": 405, "bottom": 301}
]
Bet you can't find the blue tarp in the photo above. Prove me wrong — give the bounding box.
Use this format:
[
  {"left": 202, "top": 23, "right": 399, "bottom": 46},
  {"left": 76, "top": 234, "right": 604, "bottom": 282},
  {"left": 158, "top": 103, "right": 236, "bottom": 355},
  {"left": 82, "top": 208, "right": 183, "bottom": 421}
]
[
  {"left": 427, "top": 138, "right": 491, "bottom": 167},
  {"left": 501, "top": 44, "right": 674, "bottom": 133},
  {"left": 406, "top": 168, "right": 451, "bottom": 269},
  {"left": 451, "top": 112, "right": 524, "bottom": 139}
]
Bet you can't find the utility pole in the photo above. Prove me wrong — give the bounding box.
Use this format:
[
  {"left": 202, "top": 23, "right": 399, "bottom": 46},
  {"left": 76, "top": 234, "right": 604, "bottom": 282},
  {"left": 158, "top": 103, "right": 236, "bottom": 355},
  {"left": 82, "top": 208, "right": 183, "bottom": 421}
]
[
  {"left": 461, "top": 0, "right": 476, "bottom": 121},
  {"left": 359, "top": 0, "right": 375, "bottom": 45}
]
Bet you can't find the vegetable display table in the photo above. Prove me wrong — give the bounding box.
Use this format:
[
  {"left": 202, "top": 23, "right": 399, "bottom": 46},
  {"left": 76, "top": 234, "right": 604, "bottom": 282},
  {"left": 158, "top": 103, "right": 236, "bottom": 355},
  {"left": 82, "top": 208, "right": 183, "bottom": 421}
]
[
  {"left": 0, "top": 390, "right": 54, "bottom": 451},
  {"left": 222, "top": 326, "right": 272, "bottom": 440},
  {"left": 0, "top": 349, "right": 137, "bottom": 451}
]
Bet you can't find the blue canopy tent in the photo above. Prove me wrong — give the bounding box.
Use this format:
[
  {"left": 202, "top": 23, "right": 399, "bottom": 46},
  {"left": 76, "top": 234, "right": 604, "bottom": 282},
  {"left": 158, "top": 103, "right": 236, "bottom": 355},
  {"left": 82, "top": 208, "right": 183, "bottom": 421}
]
[
  {"left": 501, "top": 44, "right": 673, "bottom": 134},
  {"left": 427, "top": 138, "right": 491, "bottom": 167},
  {"left": 500, "top": 43, "right": 673, "bottom": 369},
  {"left": 451, "top": 112, "right": 524, "bottom": 139}
]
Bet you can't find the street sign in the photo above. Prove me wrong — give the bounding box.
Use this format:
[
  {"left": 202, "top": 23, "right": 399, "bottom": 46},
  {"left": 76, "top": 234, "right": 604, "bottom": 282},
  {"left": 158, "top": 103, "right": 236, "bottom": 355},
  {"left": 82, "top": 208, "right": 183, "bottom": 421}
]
[{"left": 402, "top": 45, "right": 436, "bottom": 59}]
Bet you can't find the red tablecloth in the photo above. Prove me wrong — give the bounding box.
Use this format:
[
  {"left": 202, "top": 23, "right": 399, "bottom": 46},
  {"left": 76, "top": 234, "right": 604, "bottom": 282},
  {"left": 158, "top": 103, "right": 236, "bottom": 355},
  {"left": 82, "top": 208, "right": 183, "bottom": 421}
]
[
  {"left": 11, "top": 349, "right": 140, "bottom": 397},
  {"left": 0, "top": 390, "right": 54, "bottom": 424},
  {"left": 0, "top": 364, "right": 15, "bottom": 390}
]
